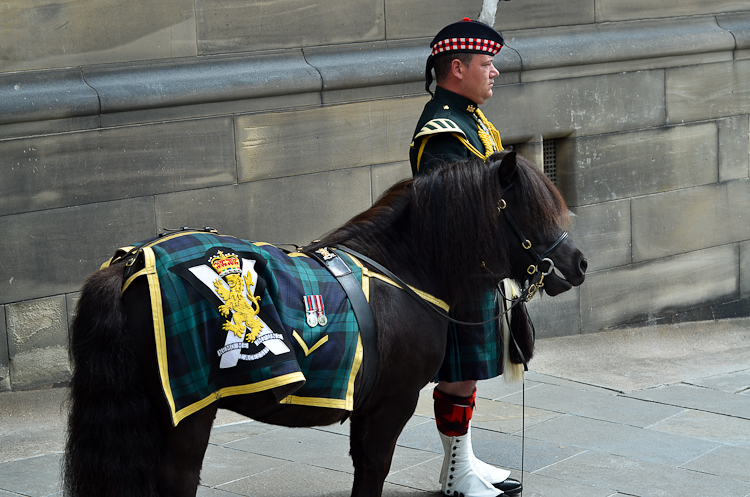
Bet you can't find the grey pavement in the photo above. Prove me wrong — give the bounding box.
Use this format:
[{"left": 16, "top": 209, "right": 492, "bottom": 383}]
[{"left": 2, "top": 318, "right": 750, "bottom": 497}]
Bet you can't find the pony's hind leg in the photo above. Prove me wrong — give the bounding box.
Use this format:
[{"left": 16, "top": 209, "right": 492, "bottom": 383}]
[
  {"left": 349, "top": 392, "right": 420, "bottom": 497},
  {"left": 157, "top": 403, "right": 219, "bottom": 497}
]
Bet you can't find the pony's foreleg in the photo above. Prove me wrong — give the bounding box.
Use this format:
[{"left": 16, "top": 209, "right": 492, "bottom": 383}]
[
  {"left": 349, "top": 393, "right": 420, "bottom": 497},
  {"left": 157, "top": 404, "right": 219, "bottom": 497}
]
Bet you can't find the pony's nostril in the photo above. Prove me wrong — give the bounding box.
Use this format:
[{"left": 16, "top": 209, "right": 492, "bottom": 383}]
[{"left": 580, "top": 258, "right": 588, "bottom": 273}]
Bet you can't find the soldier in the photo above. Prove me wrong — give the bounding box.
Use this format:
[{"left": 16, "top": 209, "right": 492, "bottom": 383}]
[{"left": 409, "top": 18, "right": 522, "bottom": 497}]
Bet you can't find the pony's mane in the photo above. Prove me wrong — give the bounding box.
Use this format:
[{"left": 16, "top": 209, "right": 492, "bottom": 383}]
[
  {"left": 502, "top": 152, "right": 570, "bottom": 234},
  {"left": 307, "top": 151, "right": 569, "bottom": 304}
]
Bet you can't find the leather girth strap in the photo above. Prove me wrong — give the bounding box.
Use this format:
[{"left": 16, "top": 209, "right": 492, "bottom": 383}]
[{"left": 307, "top": 248, "right": 377, "bottom": 411}]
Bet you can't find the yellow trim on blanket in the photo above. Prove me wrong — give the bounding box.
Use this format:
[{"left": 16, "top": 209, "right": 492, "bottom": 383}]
[
  {"left": 279, "top": 394, "right": 348, "bottom": 409},
  {"left": 292, "top": 330, "right": 329, "bottom": 357},
  {"left": 122, "top": 268, "right": 148, "bottom": 294},
  {"left": 173, "top": 372, "right": 306, "bottom": 425},
  {"left": 143, "top": 246, "right": 178, "bottom": 421}
]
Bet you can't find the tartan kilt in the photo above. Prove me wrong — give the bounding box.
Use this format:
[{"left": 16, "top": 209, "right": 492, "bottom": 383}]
[{"left": 435, "top": 289, "right": 503, "bottom": 383}]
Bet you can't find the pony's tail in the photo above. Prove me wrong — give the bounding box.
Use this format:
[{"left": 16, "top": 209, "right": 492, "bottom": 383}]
[{"left": 64, "top": 263, "right": 160, "bottom": 497}]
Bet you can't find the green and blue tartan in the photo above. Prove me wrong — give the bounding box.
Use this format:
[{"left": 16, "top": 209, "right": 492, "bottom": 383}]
[
  {"left": 435, "top": 289, "right": 503, "bottom": 383},
  {"left": 126, "top": 231, "right": 363, "bottom": 424}
]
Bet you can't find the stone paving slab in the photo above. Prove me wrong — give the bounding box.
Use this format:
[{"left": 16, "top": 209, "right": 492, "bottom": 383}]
[
  {"left": 522, "top": 413, "right": 719, "bottom": 466},
  {"left": 0, "top": 388, "right": 66, "bottom": 464},
  {"left": 518, "top": 472, "right": 613, "bottom": 497},
  {"left": 225, "top": 426, "right": 355, "bottom": 473},
  {"left": 500, "top": 381, "right": 684, "bottom": 428},
  {"left": 624, "top": 382, "right": 750, "bottom": 419},
  {"left": 535, "top": 450, "right": 750, "bottom": 497},
  {"left": 199, "top": 444, "right": 291, "bottom": 488},
  {"left": 649, "top": 409, "right": 750, "bottom": 446},
  {"left": 686, "top": 369, "right": 750, "bottom": 393},
  {"left": 680, "top": 445, "right": 750, "bottom": 483},
  {"left": 0, "top": 453, "right": 62, "bottom": 497}
]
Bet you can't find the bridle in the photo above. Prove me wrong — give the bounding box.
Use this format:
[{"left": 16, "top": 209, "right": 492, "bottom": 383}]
[{"left": 496, "top": 183, "right": 569, "bottom": 303}]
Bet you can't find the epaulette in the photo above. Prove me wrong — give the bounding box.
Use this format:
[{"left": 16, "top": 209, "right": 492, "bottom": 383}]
[{"left": 413, "top": 119, "right": 466, "bottom": 141}]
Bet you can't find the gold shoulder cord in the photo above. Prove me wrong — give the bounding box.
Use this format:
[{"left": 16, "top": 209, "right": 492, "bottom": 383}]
[{"left": 474, "top": 108, "right": 503, "bottom": 158}]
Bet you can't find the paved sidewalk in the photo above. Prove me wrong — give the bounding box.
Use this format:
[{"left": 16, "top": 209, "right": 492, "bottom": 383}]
[{"left": 2, "top": 318, "right": 750, "bottom": 497}]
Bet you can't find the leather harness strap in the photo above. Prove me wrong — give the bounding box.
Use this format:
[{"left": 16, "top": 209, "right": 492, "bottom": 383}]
[{"left": 307, "top": 248, "right": 378, "bottom": 412}]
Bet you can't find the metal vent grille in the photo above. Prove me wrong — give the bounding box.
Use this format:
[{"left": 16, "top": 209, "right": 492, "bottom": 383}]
[{"left": 543, "top": 138, "right": 557, "bottom": 185}]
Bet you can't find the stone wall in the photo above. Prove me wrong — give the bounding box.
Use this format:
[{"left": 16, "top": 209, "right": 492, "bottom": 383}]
[{"left": 2, "top": 0, "right": 750, "bottom": 389}]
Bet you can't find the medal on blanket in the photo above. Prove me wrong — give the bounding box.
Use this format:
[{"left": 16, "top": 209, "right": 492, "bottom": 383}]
[{"left": 304, "top": 294, "right": 327, "bottom": 327}]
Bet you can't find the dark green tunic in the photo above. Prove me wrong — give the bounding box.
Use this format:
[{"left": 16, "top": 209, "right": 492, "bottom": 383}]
[
  {"left": 410, "top": 86, "right": 506, "bottom": 383},
  {"left": 410, "top": 86, "right": 490, "bottom": 175}
]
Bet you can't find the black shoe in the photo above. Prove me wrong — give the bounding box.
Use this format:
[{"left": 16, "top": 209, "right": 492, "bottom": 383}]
[{"left": 492, "top": 477, "right": 522, "bottom": 495}]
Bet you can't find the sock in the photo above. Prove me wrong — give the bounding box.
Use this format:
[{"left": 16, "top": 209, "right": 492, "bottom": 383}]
[{"left": 433, "top": 387, "right": 476, "bottom": 436}]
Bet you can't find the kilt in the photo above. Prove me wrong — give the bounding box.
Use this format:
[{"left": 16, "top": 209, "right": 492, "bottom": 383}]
[{"left": 435, "top": 288, "right": 504, "bottom": 383}]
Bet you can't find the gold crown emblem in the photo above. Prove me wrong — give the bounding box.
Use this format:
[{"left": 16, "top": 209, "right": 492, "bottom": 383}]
[{"left": 209, "top": 251, "right": 242, "bottom": 277}]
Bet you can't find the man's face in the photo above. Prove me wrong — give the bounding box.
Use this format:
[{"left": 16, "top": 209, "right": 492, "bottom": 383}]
[{"left": 458, "top": 54, "right": 499, "bottom": 105}]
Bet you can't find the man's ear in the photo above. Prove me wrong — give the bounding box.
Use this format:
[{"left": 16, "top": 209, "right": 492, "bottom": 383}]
[{"left": 450, "top": 58, "right": 464, "bottom": 80}]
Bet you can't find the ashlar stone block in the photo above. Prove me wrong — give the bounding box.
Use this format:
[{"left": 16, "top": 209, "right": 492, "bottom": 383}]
[
  {"left": 0, "top": 198, "right": 156, "bottom": 305},
  {"left": 556, "top": 123, "right": 718, "bottom": 207},
  {"left": 0, "top": 305, "right": 9, "bottom": 392},
  {"left": 6, "top": 296, "right": 71, "bottom": 390},
  {"left": 596, "top": 0, "right": 750, "bottom": 22},
  {"left": 667, "top": 60, "right": 750, "bottom": 124},
  {"left": 370, "top": 161, "right": 411, "bottom": 202},
  {"left": 718, "top": 115, "right": 750, "bottom": 182},
  {"left": 526, "top": 287, "right": 581, "bottom": 338},
  {"left": 385, "top": 0, "right": 594, "bottom": 39},
  {"left": 236, "top": 98, "right": 424, "bottom": 183},
  {"left": 569, "top": 199, "right": 631, "bottom": 272},
  {"left": 0, "top": 117, "right": 236, "bottom": 217},
  {"left": 632, "top": 179, "right": 750, "bottom": 262},
  {"left": 580, "top": 245, "right": 739, "bottom": 333},
  {"left": 486, "top": 70, "right": 665, "bottom": 143},
  {"left": 383, "top": 0, "right": 483, "bottom": 40},
  {"left": 742, "top": 241, "right": 750, "bottom": 299},
  {"left": 0, "top": 0, "right": 196, "bottom": 73},
  {"left": 196, "top": 0, "right": 384, "bottom": 54},
  {"left": 155, "top": 168, "right": 373, "bottom": 247}
]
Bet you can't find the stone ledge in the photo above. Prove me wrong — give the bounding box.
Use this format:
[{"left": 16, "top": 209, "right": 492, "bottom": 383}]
[
  {"left": 0, "top": 69, "right": 99, "bottom": 126},
  {"left": 82, "top": 50, "right": 323, "bottom": 114},
  {"left": 505, "top": 17, "right": 735, "bottom": 71},
  {"left": 0, "top": 16, "right": 743, "bottom": 127}
]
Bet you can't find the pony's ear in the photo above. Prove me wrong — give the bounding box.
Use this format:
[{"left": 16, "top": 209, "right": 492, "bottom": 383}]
[{"left": 496, "top": 151, "right": 517, "bottom": 186}]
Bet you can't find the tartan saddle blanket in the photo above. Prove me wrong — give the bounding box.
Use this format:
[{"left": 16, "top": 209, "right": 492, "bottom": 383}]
[{"left": 107, "top": 230, "right": 366, "bottom": 426}]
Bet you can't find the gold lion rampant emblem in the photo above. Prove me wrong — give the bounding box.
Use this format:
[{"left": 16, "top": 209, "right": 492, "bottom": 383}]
[{"left": 210, "top": 251, "right": 264, "bottom": 344}]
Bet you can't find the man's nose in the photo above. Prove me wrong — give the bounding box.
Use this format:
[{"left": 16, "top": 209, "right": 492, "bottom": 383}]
[{"left": 490, "top": 64, "right": 499, "bottom": 77}]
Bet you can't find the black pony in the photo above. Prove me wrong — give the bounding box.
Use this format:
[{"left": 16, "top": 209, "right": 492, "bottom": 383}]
[{"left": 64, "top": 151, "right": 586, "bottom": 497}]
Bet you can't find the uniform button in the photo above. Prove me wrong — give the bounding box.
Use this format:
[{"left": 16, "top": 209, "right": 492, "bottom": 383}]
[{"left": 443, "top": 105, "right": 450, "bottom": 110}]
